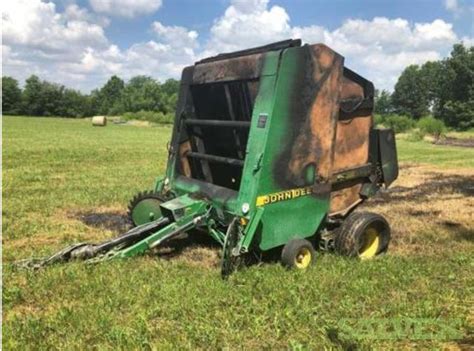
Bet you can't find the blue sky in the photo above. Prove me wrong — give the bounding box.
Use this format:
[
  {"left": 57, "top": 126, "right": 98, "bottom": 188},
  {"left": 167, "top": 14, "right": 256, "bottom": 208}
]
[
  {"left": 3, "top": 0, "right": 473, "bottom": 92},
  {"left": 67, "top": 0, "right": 473, "bottom": 50}
]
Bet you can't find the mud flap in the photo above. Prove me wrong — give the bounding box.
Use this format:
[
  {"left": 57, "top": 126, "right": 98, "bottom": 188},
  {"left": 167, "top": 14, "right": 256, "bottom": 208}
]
[{"left": 370, "top": 128, "right": 398, "bottom": 187}]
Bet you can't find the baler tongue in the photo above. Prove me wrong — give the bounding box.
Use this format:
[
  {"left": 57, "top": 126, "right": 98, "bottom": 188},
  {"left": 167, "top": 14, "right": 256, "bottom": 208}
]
[
  {"left": 112, "top": 195, "right": 210, "bottom": 259},
  {"left": 15, "top": 195, "right": 211, "bottom": 269}
]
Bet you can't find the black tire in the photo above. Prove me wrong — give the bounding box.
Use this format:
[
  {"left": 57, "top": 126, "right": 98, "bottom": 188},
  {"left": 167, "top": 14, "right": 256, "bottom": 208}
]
[
  {"left": 127, "top": 190, "right": 165, "bottom": 227},
  {"left": 281, "top": 239, "right": 316, "bottom": 269},
  {"left": 334, "top": 212, "right": 390, "bottom": 259}
]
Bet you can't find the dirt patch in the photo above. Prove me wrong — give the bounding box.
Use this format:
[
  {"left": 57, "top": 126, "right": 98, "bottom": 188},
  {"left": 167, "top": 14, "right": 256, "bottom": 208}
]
[
  {"left": 153, "top": 231, "right": 221, "bottom": 268},
  {"left": 361, "top": 164, "right": 474, "bottom": 256},
  {"left": 60, "top": 207, "right": 220, "bottom": 268},
  {"left": 75, "top": 209, "right": 130, "bottom": 234},
  {"left": 74, "top": 209, "right": 221, "bottom": 267},
  {"left": 4, "top": 207, "right": 129, "bottom": 261},
  {"left": 433, "top": 136, "right": 474, "bottom": 148}
]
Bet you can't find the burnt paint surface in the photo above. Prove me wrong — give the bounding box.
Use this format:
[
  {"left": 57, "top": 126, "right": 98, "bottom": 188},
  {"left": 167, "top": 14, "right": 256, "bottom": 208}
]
[
  {"left": 269, "top": 44, "right": 376, "bottom": 216},
  {"left": 274, "top": 44, "right": 343, "bottom": 196},
  {"left": 192, "top": 54, "right": 265, "bottom": 84},
  {"left": 330, "top": 72, "right": 374, "bottom": 215},
  {"left": 170, "top": 44, "right": 377, "bottom": 216},
  {"left": 165, "top": 41, "right": 390, "bottom": 244}
]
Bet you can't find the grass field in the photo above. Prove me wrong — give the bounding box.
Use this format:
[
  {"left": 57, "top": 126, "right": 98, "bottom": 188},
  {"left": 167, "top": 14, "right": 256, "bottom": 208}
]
[{"left": 3, "top": 116, "right": 474, "bottom": 350}]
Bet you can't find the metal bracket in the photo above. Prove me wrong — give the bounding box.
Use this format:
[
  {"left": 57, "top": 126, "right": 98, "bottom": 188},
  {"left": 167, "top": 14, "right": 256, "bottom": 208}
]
[{"left": 239, "top": 206, "right": 264, "bottom": 253}]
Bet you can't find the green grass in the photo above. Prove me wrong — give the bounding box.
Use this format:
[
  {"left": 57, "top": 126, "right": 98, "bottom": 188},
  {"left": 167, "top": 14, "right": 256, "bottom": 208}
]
[
  {"left": 448, "top": 128, "right": 474, "bottom": 139},
  {"left": 397, "top": 138, "right": 474, "bottom": 168},
  {"left": 3, "top": 117, "right": 474, "bottom": 349}
]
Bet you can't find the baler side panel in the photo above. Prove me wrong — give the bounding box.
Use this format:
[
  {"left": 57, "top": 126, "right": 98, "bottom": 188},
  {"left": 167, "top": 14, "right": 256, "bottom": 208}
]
[
  {"left": 329, "top": 70, "right": 374, "bottom": 215},
  {"left": 254, "top": 44, "right": 344, "bottom": 251}
]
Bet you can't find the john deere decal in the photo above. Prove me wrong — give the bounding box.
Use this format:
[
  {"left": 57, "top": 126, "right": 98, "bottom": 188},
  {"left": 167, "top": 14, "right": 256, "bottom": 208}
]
[{"left": 256, "top": 187, "right": 313, "bottom": 207}]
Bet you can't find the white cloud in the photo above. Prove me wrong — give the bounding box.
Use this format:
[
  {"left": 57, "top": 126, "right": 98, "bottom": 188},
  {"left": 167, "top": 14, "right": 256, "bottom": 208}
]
[
  {"left": 2, "top": 45, "right": 28, "bottom": 68},
  {"left": 2, "top": 1, "right": 199, "bottom": 91},
  {"left": 445, "top": 0, "right": 459, "bottom": 12},
  {"left": 152, "top": 22, "right": 199, "bottom": 49},
  {"left": 2, "top": 0, "right": 108, "bottom": 52},
  {"left": 317, "top": 17, "right": 457, "bottom": 89},
  {"left": 207, "top": 0, "right": 291, "bottom": 53},
  {"left": 2, "top": 0, "right": 469, "bottom": 92},
  {"left": 204, "top": 1, "right": 461, "bottom": 90},
  {"left": 2, "top": 0, "right": 113, "bottom": 89},
  {"left": 444, "top": 0, "right": 474, "bottom": 22},
  {"left": 64, "top": 4, "right": 110, "bottom": 27},
  {"left": 460, "top": 36, "right": 474, "bottom": 47},
  {"left": 89, "top": 0, "right": 162, "bottom": 18}
]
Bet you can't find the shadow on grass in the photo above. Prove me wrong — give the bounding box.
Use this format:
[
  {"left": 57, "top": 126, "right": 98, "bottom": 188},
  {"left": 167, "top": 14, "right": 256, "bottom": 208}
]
[
  {"left": 439, "top": 222, "right": 474, "bottom": 243},
  {"left": 153, "top": 231, "right": 221, "bottom": 259},
  {"left": 368, "top": 172, "right": 474, "bottom": 245},
  {"left": 375, "top": 173, "right": 474, "bottom": 204}
]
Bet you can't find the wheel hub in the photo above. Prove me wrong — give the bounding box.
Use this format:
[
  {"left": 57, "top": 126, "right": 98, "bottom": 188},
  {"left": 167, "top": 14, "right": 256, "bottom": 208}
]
[
  {"left": 128, "top": 191, "right": 165, "bottom": 227},
  {"left": 295, "top": 247, "right": 311, "bottom": 269},
  {"left": 359, "top": 227, "right": 380, "bottom": 259}
]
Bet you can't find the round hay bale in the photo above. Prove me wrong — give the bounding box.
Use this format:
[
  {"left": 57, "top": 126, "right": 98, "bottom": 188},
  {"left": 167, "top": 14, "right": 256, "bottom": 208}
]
[{"left": 92, "top": 116, "right": 107, "bottom": 126}]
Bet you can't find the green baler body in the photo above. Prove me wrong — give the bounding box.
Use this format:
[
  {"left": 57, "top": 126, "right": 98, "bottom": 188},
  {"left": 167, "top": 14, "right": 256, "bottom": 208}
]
[{"left": 154, "top": 40, "right": 398, "bottom": 253}]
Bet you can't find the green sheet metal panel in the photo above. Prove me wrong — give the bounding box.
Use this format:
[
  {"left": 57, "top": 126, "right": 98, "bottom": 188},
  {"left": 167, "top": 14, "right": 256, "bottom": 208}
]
[
  {"left": 248, "top": 45, "right": 345, "bottom": 251},
  {"left": 236, "top": 51, "right": 280, "bottom": 215}
]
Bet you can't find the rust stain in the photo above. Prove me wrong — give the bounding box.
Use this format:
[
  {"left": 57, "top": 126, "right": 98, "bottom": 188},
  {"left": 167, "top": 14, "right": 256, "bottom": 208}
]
[
  {"left": 329, "top": 184, "right": 363, "bottom": 215},
  {"left": 287, "top": 44, "right": 343, "bottom": 184},
  {"left": 329, "top": 68, "right": 373, "bottom": 212},
  {"left": 179, "top": 141, "right": 192, "bottom": 177},
  {"left": 333, "top": 116, "right": 371, "bottom": 171},
  {"left": 192, "top": 54, "right": 264, "bottom": 84},
  {"left": 340, "top": 76, "right": 363, "bottom": 99}
]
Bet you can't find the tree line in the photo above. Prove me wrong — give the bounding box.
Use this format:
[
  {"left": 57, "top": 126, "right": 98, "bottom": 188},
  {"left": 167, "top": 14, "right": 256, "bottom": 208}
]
[
  {"left": 374, "top": 43, "right": 473, "bottom": 131},
  {"left": 2, "top": 74, "right": 179, "bottom": 121}
]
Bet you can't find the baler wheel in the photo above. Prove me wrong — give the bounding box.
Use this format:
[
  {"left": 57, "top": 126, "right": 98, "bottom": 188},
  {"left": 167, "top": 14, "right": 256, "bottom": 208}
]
[
  {"left": 127, "top": 190, "right": 165, "bottom": 227},
  {"left": 281, "top": 239, "right": 316, "bottom": 269},
  {"left": 334, "top": 212, "right": 390, "bottom": 259}
]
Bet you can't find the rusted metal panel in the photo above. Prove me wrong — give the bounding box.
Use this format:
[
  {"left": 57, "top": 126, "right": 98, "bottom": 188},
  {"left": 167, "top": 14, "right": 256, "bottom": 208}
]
[
  {"left": 179, "top": 141, "right": 192, "bottom": 177},
  {"left": 192, "top": 54, "right": 265, "bottom": 84},
  {"left": 333, "top": 75, "right": 372, "bottom": 172},
  {"left": 329, "top": 70, "right": 373, "bottom": 214},
  {"left": 341, "top": 76, "right": 364, "bottom": 98},
  {"left": 274, "top": 44, "right": 344, "bottom": 193},
  {"left": 329, "top": 185, "right": 363, "bottom": 216},
  {"left": 333, "top": 117, "right": 371, "bottom": 170}
]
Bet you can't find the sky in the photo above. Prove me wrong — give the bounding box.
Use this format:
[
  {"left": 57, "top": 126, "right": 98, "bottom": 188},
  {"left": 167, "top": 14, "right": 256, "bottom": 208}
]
[{"left": 2, "top": 0, "right": 473, "bottom": 93}]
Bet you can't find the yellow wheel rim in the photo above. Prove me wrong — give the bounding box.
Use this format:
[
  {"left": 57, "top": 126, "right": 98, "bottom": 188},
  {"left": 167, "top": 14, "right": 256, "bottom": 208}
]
[
  {"left": 359, "top": 227, "right": 380, "bottom": 260},
  {"left": 294, "top": 247, "right": 311, "bottom": 269}
]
